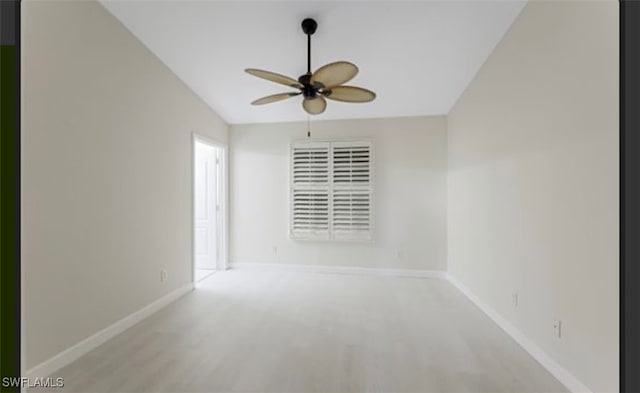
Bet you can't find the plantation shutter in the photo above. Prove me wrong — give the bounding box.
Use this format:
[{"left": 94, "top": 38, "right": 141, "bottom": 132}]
[
  {"left": 291, "top": 140, "right": 373, "bottom": 241},
  {"left": 290, "top": 142, "right": 330, "bottom": 240},
  {"left": 332, "top": 141, "right": 373, "bottom": 240}
]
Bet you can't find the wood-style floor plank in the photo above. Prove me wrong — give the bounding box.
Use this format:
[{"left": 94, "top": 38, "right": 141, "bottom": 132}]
[{"left": 31, "top": 270, "right": 568, "bottom": 393}]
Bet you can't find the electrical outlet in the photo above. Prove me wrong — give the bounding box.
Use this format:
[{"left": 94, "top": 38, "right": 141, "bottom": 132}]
[
  {"left": 553, "top": 320, "right": 562, "bottom": 338},
  {"left": 394, "top": 248, "right": 400, "bottom": 259},
  {"left": 512, "top": 293, "right": 519, "bottom": 307},
  {"left": 272, "top": 246, "right": 278, "bottom": 255},
  {"left": 160, "top": 269, "right": 168, "bottom": 283}
]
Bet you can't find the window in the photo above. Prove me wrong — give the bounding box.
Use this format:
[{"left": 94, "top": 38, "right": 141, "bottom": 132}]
[{"left": 290, "top": 140, "right": 373, "bottom": 241}]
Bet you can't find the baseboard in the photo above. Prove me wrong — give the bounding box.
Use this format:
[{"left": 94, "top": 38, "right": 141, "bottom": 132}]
[
  {"left": 26, "top": 282, "right": 194, "bottom": 379},
  {"left": 445, "top": 274, "right": 592, "bottom": 393},
  {"left": 230, "top": 262, "right": 446, "bottom": 279}
]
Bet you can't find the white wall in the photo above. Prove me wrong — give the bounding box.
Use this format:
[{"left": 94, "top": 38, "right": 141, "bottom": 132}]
[
  {"left": 447, "top": 1, "right": 618, "bottom": 392},
  {"left": 22, "top": 0, "right": 228, "bottom": 369},
  {"left": 230, "top": 116, "right": 447, "bottom": 271}
]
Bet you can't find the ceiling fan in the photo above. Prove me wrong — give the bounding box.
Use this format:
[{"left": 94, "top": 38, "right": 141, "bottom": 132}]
[{"left": 245, "top": 18, "right": 376, "bottom": 115}]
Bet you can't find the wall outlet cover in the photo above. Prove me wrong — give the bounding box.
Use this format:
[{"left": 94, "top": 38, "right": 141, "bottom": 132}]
[{"left": 553, "top": 320, "right": 562, "bottom": 338}]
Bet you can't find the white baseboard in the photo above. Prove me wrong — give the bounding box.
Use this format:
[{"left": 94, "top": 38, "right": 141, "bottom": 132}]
[
  {"left": 230, "top": 262, "right": 446, "bottom": 279},
  {"left": 26, "top": 282, "right": 194, "bottom": 379},
  {"left": 446, "top": 274, "right": 592, "bottom": 393}
]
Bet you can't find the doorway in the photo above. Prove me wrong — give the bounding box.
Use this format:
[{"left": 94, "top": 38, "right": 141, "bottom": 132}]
[{"left": 193, "top": 135, "right": 227, "bottom": 284}]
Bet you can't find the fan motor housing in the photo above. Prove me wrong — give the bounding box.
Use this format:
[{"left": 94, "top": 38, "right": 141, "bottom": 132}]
[
  {"left": 298, "top": 73, "right": 312, "bottom": 85},
  {"left": 298, "top": 73, "right": 317, "bottom": 98},
  {"left": 302, "top": 84, "right": 316, "bottom": 98}
]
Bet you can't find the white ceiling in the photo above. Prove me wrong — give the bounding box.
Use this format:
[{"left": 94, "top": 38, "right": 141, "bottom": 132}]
[{"left": 100, "top": 1, "right": 526, "bottom": 125}]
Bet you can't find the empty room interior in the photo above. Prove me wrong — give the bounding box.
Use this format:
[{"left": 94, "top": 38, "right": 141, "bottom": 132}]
[{"left": 21, "top": 1, "right": 618, "bottom": 392}]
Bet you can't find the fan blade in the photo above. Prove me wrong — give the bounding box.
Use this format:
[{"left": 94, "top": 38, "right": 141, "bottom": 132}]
[
  {"left": 251, "top": 92, "right": 301, "bottom": 105},
  {"left": 302, "top": 96, "right": 327, "bottom": 115},
  {"left": 322, "top": 86, "right": 376, "bottom": 103},
  {"left": 245, "top": 68, "right": 303, "bottom": 89},
  {"left": 311, "top": 61, "right": 358, "bottom": 88}
]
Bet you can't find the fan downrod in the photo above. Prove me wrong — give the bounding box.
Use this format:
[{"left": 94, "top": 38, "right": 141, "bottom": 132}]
[{"left": 299, "top": 18, "right": 318, "bottom": 96}]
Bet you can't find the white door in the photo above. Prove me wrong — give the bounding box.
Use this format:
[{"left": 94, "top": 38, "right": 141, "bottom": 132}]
[{"left": 194, "top": 142, "right": 218, "bottom": 270}]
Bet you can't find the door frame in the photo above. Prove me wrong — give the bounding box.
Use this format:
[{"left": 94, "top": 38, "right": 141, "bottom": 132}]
[{"left": 192, "top": 133, "right": 229, "bottom": 284}]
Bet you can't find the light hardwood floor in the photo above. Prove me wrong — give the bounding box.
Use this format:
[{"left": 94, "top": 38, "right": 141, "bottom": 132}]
[{"left": 34, "top": 270, "right": 567, "bottom": 393}]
